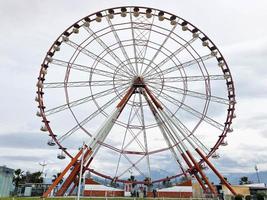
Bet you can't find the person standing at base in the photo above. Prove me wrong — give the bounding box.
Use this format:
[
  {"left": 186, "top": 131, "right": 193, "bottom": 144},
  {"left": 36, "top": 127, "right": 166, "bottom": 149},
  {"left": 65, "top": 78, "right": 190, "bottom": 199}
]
[
  {"left": 144, "top": 186, "right": 147, "bottom": 198},
  {"left": 153, "top": 188, "right": 157, "bottom": 198}
]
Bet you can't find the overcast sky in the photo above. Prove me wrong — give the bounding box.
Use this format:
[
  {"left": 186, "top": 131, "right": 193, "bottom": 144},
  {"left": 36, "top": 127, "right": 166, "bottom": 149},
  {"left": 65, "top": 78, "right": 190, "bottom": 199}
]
[{"left": 0, "top": 0, "right": 267, "bottom": 182}]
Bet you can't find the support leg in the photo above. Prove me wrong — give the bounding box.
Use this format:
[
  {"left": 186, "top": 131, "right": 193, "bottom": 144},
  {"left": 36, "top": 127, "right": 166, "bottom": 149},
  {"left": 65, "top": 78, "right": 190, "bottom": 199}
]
[
  {"left": 181, "top": 153, "right": 207, "bottom": 192},
  {"left": 186, "top": 150, "right": 217, "bottom": 195},
  {"left": 42, "top": 147, "right": 85, "bottom": 197},
  {"left": 56, "top": 148, "right": 92, "bottom": 196},
  {"left": 196, "top": 148, "right": 237, "bottom": 196},
  {"left": 144, "top": 85, "right": 217, "bottom": 195},
  {"left": 43, "top": 87, "right": 136, "bottom": 197}
]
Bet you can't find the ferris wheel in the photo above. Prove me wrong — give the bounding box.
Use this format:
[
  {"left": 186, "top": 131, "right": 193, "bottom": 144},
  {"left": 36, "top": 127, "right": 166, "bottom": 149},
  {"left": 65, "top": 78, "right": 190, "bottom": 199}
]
[{"left": 36, "top": 6, "right": 237, "bottom": 196}]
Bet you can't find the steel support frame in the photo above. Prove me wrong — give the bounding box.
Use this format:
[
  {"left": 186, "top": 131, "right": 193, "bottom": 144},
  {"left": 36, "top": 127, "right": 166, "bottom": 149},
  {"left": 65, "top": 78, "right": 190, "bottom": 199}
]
[
  {"left": 143, "top": 85, "right": 214, "bottom": 193},
  {"left": 43, "top": 87, "right": 135, "bottom": 197},
  {"left": 43, "top": 80, "right": 235, "bottom": 197},
  {"left": 42, "top": 146, "right": 87, "bottom": 197},
  {"left": 143, "top": 85, "right": 235, "bottom": 196}
]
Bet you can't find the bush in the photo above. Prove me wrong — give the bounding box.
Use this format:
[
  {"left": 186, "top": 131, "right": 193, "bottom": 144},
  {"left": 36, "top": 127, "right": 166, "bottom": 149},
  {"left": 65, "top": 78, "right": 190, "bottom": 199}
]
[
  {"left": 235, "top": 194, "right": 244, "bottom": 200},
  {"left": 256, "top": 192, "right": 266, "bottom": 200},
  {"left": 245, "top": 195, "right": 251, "bottom": 200}
]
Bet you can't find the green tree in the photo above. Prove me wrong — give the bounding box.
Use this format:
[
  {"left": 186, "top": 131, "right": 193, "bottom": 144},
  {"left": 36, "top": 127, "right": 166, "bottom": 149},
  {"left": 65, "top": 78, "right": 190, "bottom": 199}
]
[
  {"left": 235, "top": 194, "right": 244, "bottom": 200},
  {"left": 13, "top": 169, "right": 24, "bottom": 194},
  {"left": 245, "top": 195, "right": 251, "bottom": 200},
  {"left": 162, "top": 176, "right": 172, "bottom": 187},
  {"left": 128, "top": 175, "right": 137, "bottom": 188},
  {"left": 24, "top": 171, "right": 43, "bottom": 183},
  {"left": 239, "top": 176, "right": 251, "bottom": 185},
  {"left": 256, "top": 192, "right": 266, "bottom": 200}
]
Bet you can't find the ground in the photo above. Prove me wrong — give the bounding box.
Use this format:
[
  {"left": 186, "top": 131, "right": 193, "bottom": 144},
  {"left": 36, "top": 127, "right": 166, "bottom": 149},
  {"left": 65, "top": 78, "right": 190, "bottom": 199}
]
[{"left": 0, "top": 198, "right": 214, "bottom": 200}]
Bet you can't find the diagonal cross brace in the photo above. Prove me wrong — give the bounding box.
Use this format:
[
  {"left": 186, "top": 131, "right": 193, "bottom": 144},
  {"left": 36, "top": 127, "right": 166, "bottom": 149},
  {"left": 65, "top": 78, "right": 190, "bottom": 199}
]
[{"left": 43, "top": 87, "right": 135, "bottom": 197}]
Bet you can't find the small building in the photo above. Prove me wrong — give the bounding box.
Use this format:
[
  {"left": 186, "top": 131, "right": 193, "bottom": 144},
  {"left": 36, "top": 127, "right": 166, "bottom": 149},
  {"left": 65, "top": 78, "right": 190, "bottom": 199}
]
[
  {"left": 0, "top": 166, "right": 14, "bottom": 197},
  {"left": 84, "top": 178, "right": 124, "bottom": 197},
  {"left": 84, "top": 178, "right": 193, "bottom": 198},
  {"left": 246, "top": 183, "right": 267, "bottom": 200},
  {"left": 153, "top": 179, "right": 193, "bottom": 198},
  {"left": 17, "top": 183, "right": 51, "bottom": 197},
  {"left": 155, "top": 185, "right": 193, "bottom": 198},
  {"left": 222, "top": 184, "right": 250, "bottom": 200},
  {"left": 220, "top": 183, "right": 267, "bottom": 200}
]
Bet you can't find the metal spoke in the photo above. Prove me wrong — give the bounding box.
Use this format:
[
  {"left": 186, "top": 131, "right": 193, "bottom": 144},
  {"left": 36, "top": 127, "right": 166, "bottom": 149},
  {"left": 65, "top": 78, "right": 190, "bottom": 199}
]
[
  {"left": 136, "top": 11, "right": 156, "bottom": 74},
  {"left": 146, "top": 86, "right": 210, "bottom": 154},
  {"left": 160, "top": 108, "right": 202, "bottom": 154},
  {"left": 158, "top": 106, "right": 217, "bottom": 194},
  {"left": 83, "top": 26, "right": 134, "bottom": 77},
  {"left": 45, "top": 84, "right": 128, "bottom": 116},
  {"left": 141, "top": 24, "right": 177, "bottom": 75},
  {"left": 149, "top": 86, "right": 225, "bottom": 130},
  {"left": 50, "top": 58, "right": 124, "bottom": 79},
  {"left": 150, "top": 83, "right": 230, "bottom": 105},
  {"left": 44, "top": 79, "right": 129, "bottom": 88},
  {"left": 143, "top": 37, "right": 197, "bottom": 77},
  {"left": 146, "top": 74, "right": 229, "bottom": 83},
  {"left": 129, "top": 8, "right": 140, "bottom": 75},
  {"left": 58, "top": 87, "right": 128, "bottom": 142},
  {"left": 163, "top": 106, "right": 210, "bottom": 154},
  {"left": 145, "top": 53, "right": 213, "bottom": 79},
  {"left": 105, "top": 12, "right": 137, "bottom": 75},
  {"left": 129, "top": 9, "right": 156, "bottom": 75},
  {"left": 64, "top": 39, "right": 131, "bottom": 77}
]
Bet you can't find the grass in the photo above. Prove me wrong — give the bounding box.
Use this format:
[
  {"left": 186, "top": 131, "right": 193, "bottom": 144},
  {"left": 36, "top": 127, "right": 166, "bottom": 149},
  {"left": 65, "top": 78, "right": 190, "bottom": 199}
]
[
  {"left": 0, "top": 198, "right": 182, "bottom": 200},
  {"left": 0, "top": 198, "right": 166, "bottom": 200},
  {"left": 0, "top": 198, "right": 113, "bottom": 200},
  {"left": 0, "top": 198, "right": 125, "bottom": 200},
  {"left": 0, "top": 198, "right": 110, "bottom": 200},
  {"left": 0, "top": 197, "right": 218, "bottom": 200}
]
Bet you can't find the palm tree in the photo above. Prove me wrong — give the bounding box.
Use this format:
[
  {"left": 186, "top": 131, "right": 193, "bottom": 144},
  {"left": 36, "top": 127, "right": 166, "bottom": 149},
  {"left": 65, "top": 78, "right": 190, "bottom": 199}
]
[
  {"left": 239, "top": 176, "right": 251, "bottom": 185},
  {"left": 25, "top": 171, "right": 43, "bottom": 183},
  {"left": 162, "top": 176, "right": 172, "bottom": 187},
  {"left": 13, "top": 169, "right": 24, "bottom": 195}
]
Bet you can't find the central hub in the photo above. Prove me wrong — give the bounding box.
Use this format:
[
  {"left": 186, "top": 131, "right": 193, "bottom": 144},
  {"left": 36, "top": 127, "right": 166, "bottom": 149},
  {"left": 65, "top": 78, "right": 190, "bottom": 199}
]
[{"left": 132, "top": 76, "right": 145, "bottom": 88}]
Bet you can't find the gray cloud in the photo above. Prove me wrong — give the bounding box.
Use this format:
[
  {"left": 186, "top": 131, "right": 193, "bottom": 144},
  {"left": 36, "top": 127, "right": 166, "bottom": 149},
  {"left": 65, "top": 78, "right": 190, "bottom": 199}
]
[
  {"left": 236, "top": 113, "right": 267, "bottom": 133},
  {"left": 0, "top": 132, "right": 48, "bottom": 149},
  {"left": 0, "top": 155, "right": 42, "bottom": 162}
]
